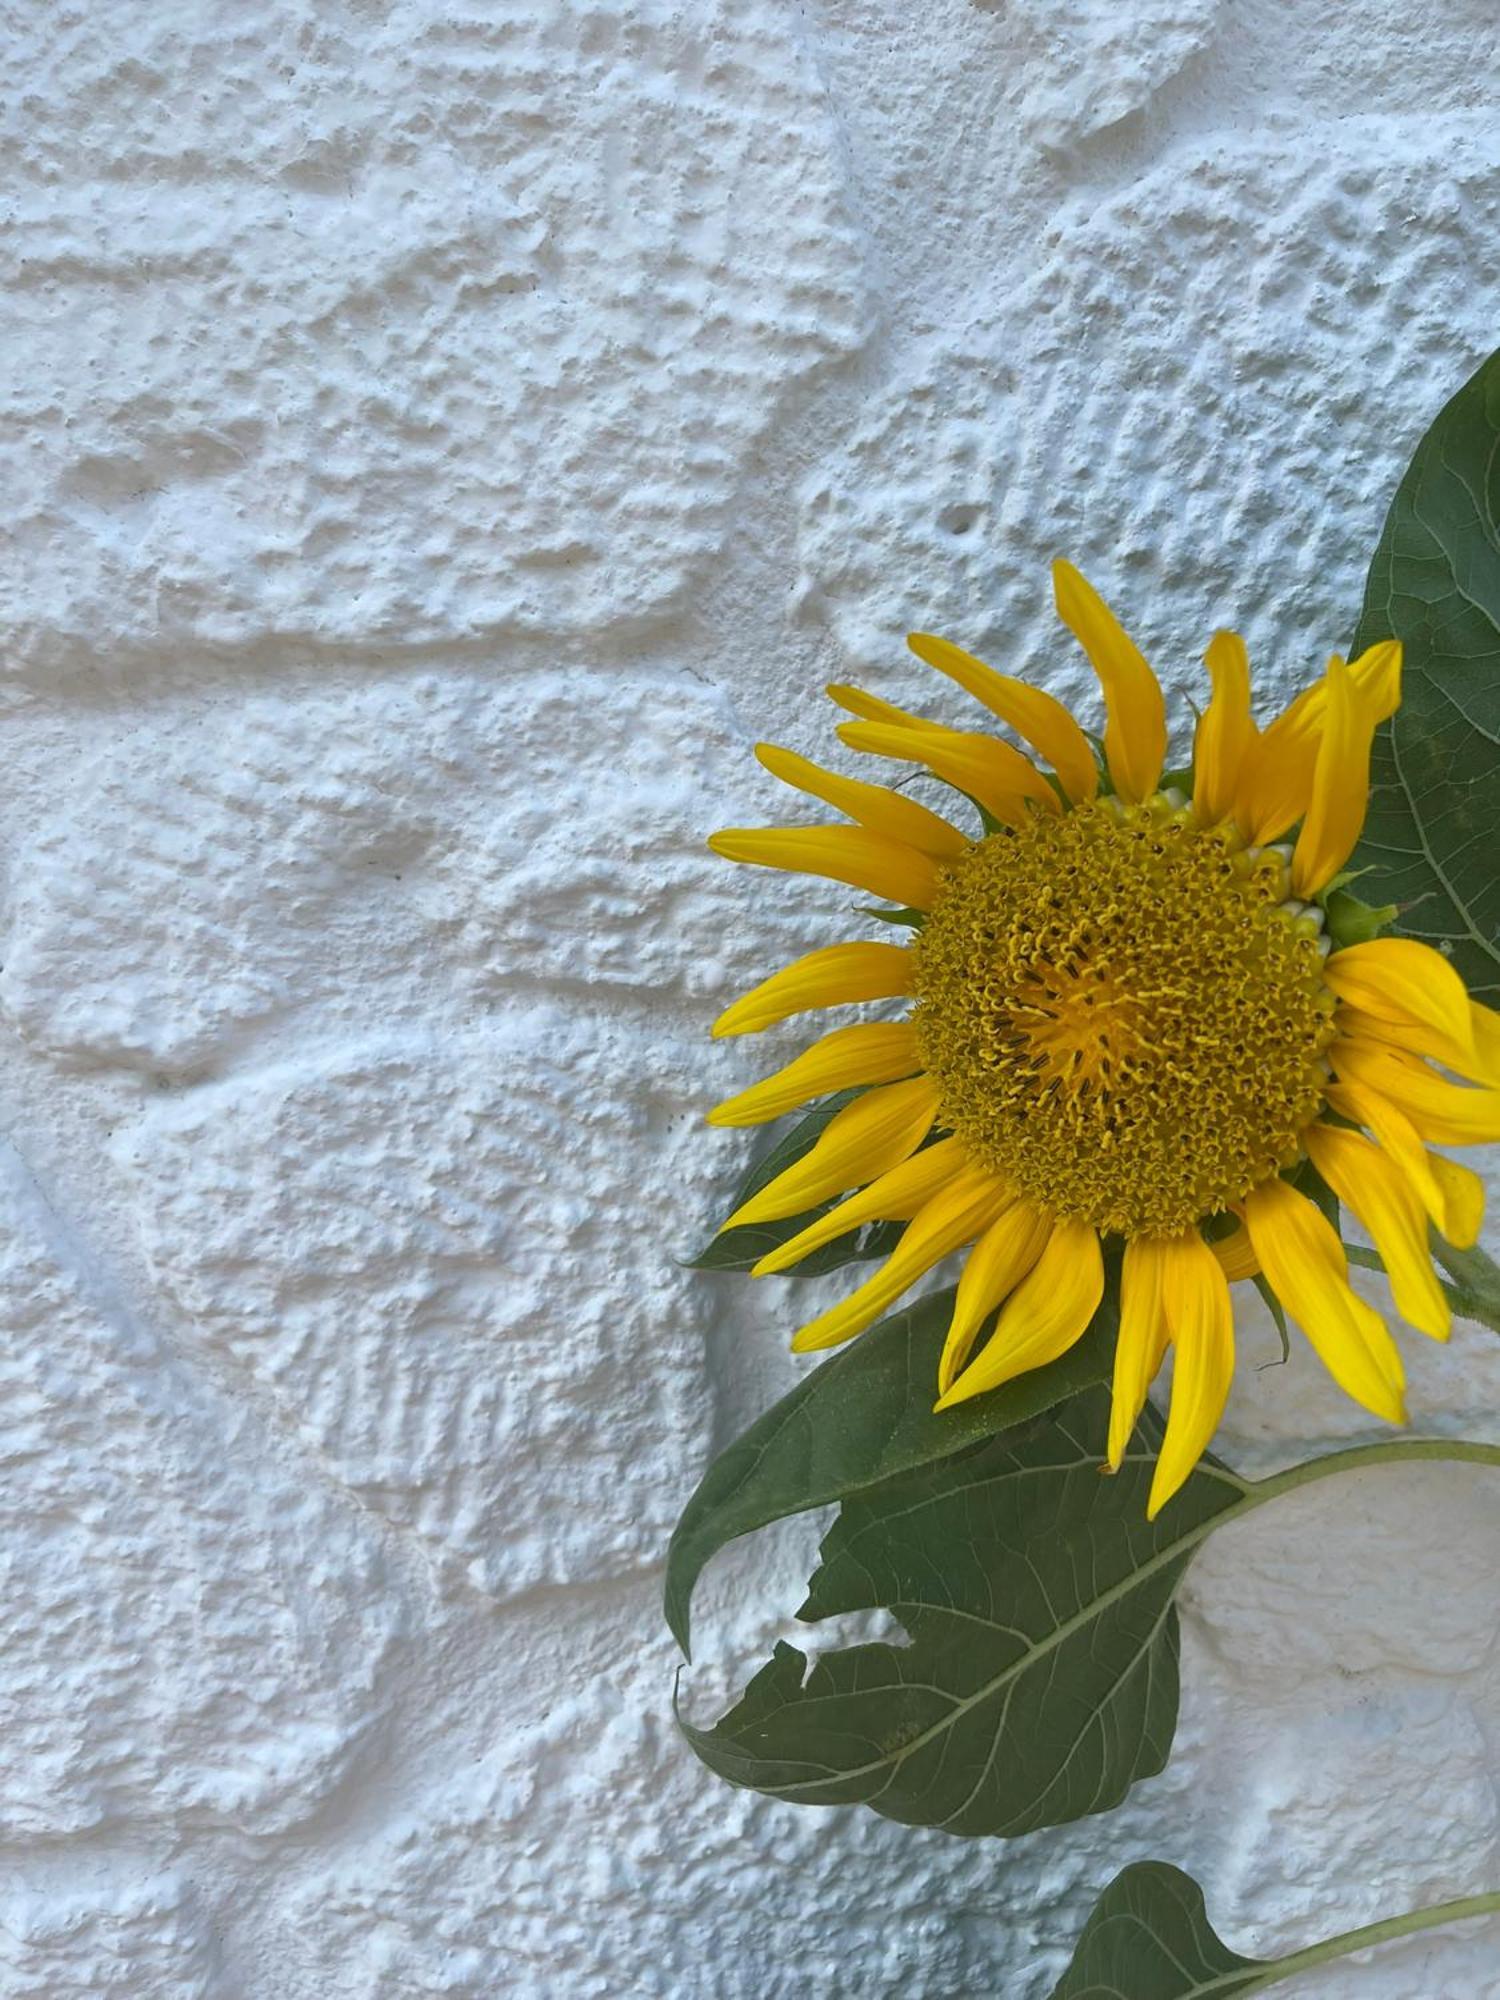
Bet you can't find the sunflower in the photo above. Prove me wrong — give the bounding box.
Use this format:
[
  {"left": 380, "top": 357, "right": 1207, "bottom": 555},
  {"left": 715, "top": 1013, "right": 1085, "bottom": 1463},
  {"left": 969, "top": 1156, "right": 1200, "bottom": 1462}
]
[{"left": 705, "top": 562, "right": 1500, "bottom": 1516}]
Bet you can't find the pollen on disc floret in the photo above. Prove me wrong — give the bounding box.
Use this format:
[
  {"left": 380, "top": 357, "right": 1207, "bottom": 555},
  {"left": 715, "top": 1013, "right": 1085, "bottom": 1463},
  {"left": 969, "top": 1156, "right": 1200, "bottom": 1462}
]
[{"left": 910, "top": 794, "right": 1338, "bottom": 1238}]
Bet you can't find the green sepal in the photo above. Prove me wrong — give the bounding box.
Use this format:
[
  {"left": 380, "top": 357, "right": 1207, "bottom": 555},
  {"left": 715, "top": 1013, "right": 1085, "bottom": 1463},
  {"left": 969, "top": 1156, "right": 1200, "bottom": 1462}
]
[
  {"left": 1322, "top": 885, "right": 1397, "bottom": 949},
  {"left": 686, "top": 1091, "right": 906, "bottom": 1277},
  {"left": 1287, "top": 1153, "right": 1339, "bottom": 1234},
  {"left": 857, "top": 904, "right": 925, "bottom": 929},
  {"left": 1251, "top": 1273, "right": 1291, "bottom": 1364}
]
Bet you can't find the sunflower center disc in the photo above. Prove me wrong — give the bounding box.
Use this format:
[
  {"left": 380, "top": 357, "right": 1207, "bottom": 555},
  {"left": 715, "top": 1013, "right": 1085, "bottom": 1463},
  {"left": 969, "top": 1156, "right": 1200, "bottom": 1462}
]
[{"left": 911, "top": 796, "right": 1338, "bottom": 1236}]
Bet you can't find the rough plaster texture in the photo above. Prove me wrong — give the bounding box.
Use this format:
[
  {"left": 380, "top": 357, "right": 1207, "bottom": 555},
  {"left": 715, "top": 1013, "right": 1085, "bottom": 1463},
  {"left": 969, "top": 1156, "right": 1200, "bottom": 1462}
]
[{"left": 3, "top": 1, "right": 1500, "bottom": 1993}]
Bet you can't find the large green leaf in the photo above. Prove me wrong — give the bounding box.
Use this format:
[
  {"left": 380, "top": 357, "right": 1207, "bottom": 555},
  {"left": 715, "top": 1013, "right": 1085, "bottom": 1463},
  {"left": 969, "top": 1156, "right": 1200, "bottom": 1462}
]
[
  {"left": 666, "top": 1278, "right": 1119, "bottom": 1656},
  {"left": 678, "top": 1388, "right": 1246, "bottom": 1836},
  {"left": 1351, "top": 344, "right": 1500, "bottom": 1002},
  {"left": 1048, "top": 1863, "right": 1262, "bottom": 1998},
  {"left": 687, "top": 1092, "right": 904, "bottom": 1276}
]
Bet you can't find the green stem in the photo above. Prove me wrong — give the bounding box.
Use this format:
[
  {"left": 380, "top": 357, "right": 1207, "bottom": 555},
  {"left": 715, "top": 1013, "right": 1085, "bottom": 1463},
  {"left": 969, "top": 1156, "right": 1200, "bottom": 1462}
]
[
  {"left": 1241, "top": 1432, "right": 1500, "bottom": 1514},
  {"left": 1242, "top": 1891, "right": 1500, "bottom": 1994}
]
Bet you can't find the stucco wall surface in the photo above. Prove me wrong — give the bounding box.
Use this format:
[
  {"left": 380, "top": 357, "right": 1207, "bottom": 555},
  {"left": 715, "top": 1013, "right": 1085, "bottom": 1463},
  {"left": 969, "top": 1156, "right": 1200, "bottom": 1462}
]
[{"left": 4, "top": 1, "right": 1500, "bottom": 1993}]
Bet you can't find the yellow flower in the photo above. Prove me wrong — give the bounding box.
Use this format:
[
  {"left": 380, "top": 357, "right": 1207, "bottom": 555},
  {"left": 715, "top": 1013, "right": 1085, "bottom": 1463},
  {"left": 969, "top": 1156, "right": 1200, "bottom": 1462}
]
[{"left": 706, "top": 561, "right": 1499, "bottom": 1517}]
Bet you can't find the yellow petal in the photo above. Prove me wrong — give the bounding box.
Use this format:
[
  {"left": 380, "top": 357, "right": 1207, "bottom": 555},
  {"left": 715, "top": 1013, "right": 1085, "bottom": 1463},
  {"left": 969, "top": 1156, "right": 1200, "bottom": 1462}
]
[
  {"left": 825, "top": 683, "right": 943, "bottom": 729},
  {"left": 725, "top": 1075, "right": 939, "bottom": 1227},
  {"left": 1325, "top": 939, "right": 1480, "bottom": 1071},
  {"left": 1429, "top": 1154, "right": 1485, "bottom": 1251},
  {"left": 707, "top": 1022, "right": 919, "bottom": 1127},
  {"left": 1210, "top": 1223, "right": 1260, "bottom": 1283},
  {"left": 1192, "top": 631, "right": 1254, "bottom": 827},
  {"left": 905, "top": 632, "right": 1099, "bottom": 803},
  {"left": 1348, "top": 638, "right": 1404, "bottom": 720},
  {"left": 1107, "top": 1236, "right": 1170, "bottom": 1470},
  {"left": 1470, "top": 999, "right": 1500, "bottom": 1075},
  {"left": 1051, "top": 560, "right": 1166, "bottom": 804},
  {"left": 1323, "top": 1080, "right": 1446, "bottom": 1226},
  {"left": 935, "top": 1218, "right": 1104, "bottom": 1405},
  {"left": 1335, "top": 1002, "right": 1500, "bottom": 1089},
  {"left": 708, "top": 825, "right": 940, "bottom": 910},
  {"left": 1148, "top": 1233, "right": 1236, "bottom": 1519},
  {"left": 755, "top": 743, "right": 969, "bottom": 860},
  {"left": 1237, "top": 642, "right": 1402, "bottom": 844},
  {"left": 937, "top": 1199, "right": 1051, "bottom": 1393},
  {"left": 751, "top": 1136, "right": 970, "bottom": 1275},
  {"left": 1291, "top": 655, "right": 1380, "bottom": 896},
  {"left": 1235, "top": 689, "right": 1324, "bottom": 846},
  {"left": 790, "top": 1167, "right": 1010, "bottom": 1353},
  {"left": 713, "top": 941, "right": 915, "bottom": 1038},
  {"left": 837, "top": 720, "right": 1058, "bottom": 826},
  {"left": 1304, "top": 1124, "right": 1449, "bottom": 1340},
  {"left": 1243, "top": 1177, "right": 1406, "bottom": 1424},
  {"left": 1331, "top": 1037, "right": 1500, "bottom": 1146}
]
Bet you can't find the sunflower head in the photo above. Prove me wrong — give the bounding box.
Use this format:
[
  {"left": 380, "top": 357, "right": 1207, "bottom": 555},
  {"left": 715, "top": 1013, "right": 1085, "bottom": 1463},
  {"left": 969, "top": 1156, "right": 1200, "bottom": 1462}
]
[
  {"left": 706, "top": 562, "right": 1497, "bottom": 1516},
  {"left": 911, "top": 795, "right": 1337, "bottom": 1237}
]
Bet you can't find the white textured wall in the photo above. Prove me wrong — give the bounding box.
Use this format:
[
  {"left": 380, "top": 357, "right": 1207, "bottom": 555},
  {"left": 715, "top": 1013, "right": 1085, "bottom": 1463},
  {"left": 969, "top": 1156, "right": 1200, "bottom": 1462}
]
[{"left": 4, "top": 3, "right": 1500, "bottom": 1994}]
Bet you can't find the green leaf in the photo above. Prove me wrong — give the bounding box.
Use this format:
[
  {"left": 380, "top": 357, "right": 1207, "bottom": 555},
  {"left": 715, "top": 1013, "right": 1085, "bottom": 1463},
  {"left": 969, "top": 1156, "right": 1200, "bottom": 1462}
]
[
  {"left": 1350, "top": 344, "right": 1500, "bottom": 1002},
  {"left": 678, "top": 1386, "right": 1246, "bottom": 1835},
  {"left": 686, "top": 1092, "right": 903, "bottom": 1276},
  {"left": 1047, "top": 1862, "right": 1262, "bottom": 1998},
  {"left": 1051, "top": 1862, "right": 1500, "bottom": 1997},
  {"left": 665, "top": 1277, "right": 1119, "bottom": 1656}
]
